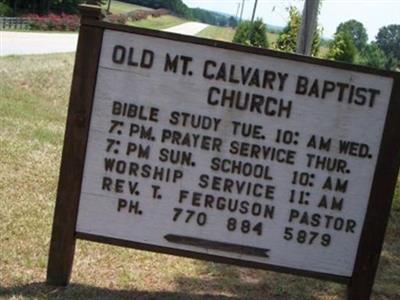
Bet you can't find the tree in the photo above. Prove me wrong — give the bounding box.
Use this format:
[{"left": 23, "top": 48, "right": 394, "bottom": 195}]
[
  {"left": 233, "top": 19, "right": 268, "bottom": 48},
  {"left": 0, "top": 2, "right": 13, "bottom": 16},
  {"left": 358, "top": 42, "right": 397, "bottom": 70},
  {"left": 275, "top": 6, "right": 321, "bottom": 56},
  {"left": 336, "top": 19, "right": 368, "bottom": 51},
  {"left": 376, "top": 24, "right": 400, "bottom": 61},
  {"left": 327, "top": 31, "right": 357, "bottom": 63},
  {"left": 228, "top": 16, "right": 238, "bottom": 28},
  {"left": 2, "top": 0, "right": 87, "bottom": 14}
]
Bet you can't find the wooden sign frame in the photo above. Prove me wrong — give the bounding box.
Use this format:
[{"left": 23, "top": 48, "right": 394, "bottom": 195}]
[{"left": 47, "top": 5, "right": 400, "bottom": 299}]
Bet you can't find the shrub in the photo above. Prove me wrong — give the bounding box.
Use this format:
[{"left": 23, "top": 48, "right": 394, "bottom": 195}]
[
  {"left": 0, "top": 3, "right": 12, "bottom": 16},
  {"left": 126, "top": 9, "right": 151, "bottom": 21},
  {"left": 106, "top": 13, "right": 128, "bottom": 25},
  {"left": 335, "top": 19, "right": 368, "bottom": 52},
  {"left": 275, "top": 6, "right": 321, "bottom": 56},
  {"left": 25, "top": 13, "right": 80, "bottom": 31},
  {"left": 376, "top": 24, "right": 400, "bottom": 61},
  {"left": 358, "top": 43, "right": 398, "bottom": 70},
  {"left": 233, "top": 19, "right": 268, "bottom": 48},
  {"left": 124, "top": 9, "right": 168, "bottom": 22},
  {"left": 151, "top": 9, "right": 169, "bottom": 18},
  {"left": 326, "top": 31, "right": 357, "bottom": 63}
]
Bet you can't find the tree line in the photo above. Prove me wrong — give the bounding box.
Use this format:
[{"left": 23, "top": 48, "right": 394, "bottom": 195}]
[
  {"left": 119, "top": 0, "right": 237, "bottom": 27},
  {"left": 233, "top": 6, "right": 399, "bottom": 71},
  {"left": 0, "top": 0, "right": 101, "bottom": 15},
  {"left": 327, "top": 21, "right": 399, "bottom": 70}
]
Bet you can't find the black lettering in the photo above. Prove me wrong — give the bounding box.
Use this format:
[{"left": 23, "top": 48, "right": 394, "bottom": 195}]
[{"left": 112, "top": 45, "right": 125, "bottom": 64}]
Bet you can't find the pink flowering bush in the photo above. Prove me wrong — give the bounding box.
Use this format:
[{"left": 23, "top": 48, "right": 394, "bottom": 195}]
[
  {"left": 25, "top": 13, "right": 80, "bottom": 31},
  {"left": 124, "top": 9, "right": 169, "bottom": 21},
  {"left": 106, "top": 13, "right": 128, "bottom": 25}
]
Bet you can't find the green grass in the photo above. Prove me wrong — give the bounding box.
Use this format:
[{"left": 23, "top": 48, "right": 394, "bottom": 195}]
[
  {"left": 102, "top": 0, "right": 153, "bottom": 14},
  {"left": 196, "top": 26, "right": 236, "bottom": 42},
  {"left": 318, "top": 45, "right": 329, "bottom": 59},
  {"left": 0, "top": 53, "right": 399, "bottom": 300},
  {"left": 267, "top": 32, "right": 278, "bottom": 45},
  {"left": 128, "top": 15, "right": 186, "bottom": 30},
  {"left": 196, "top": 27, "right": 279, "bottom": 45}
]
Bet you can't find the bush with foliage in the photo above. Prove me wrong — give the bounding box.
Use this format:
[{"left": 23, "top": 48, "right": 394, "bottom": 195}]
[
  {"left": 2, "top": 0, "right": 86, "bottom": 15},
  {"left": 25, "top": 13, "right": 80, "bottom": 31},
  {"left": 0, "top": 2, "right": 12, "bottom": 16},
  {"left": 327, "top": 31, "right": 357, "bottom": 63},
  {"left": 106, "top": 13, "right": 128, "bottom": 25},
  {"left": 335, "top": 19, "right": 368, "bottom": 52},
  {"left": 376, "top": 24, "right": 400, "bottom": 61},
  {"left": 275, "top": 6, "right": 321, "bottom": 56},
  {"left": 228, "top": 16, "right": 237, "bottom": 28},
  {"left": 151, "top": 8, "right": 169, "bottom": 18},
  {"left": 233, "top": 19, "right": 268, "bottom": 48},
  {"left": 358, "top": 43, "right": 396, "bottom": 70},
  {"left": 124, "top": 8, "right": 168, "bottom": 21},
  {"left": 125, "top": 9, "right": 151, "bottom": 21}
]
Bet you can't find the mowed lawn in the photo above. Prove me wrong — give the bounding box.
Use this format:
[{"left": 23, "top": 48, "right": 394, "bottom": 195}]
[{"left": 1, "top": 53, "right": 399, "bottom": 300}]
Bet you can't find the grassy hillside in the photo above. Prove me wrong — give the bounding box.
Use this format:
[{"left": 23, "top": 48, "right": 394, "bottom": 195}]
[
  {"left": 196, "top": 26, "right": 235, "bottom": 42},
  {"left": 101, "top": 0, "right": 186, "bottom": 31},
  {"left": 128, "top": 15, "right": 186, "bottom": 30},
  {"left": 0, "top": 53, "right": 399, "bottom": 300},
  {"left": 196, "top": 28, "right": 328, "bottom": 60},
  {"left": 102, "top": 0, "right": 153, "bottom": 14},
  {"left": 196, "top": 27, "right": 280, "bottom": 45}
]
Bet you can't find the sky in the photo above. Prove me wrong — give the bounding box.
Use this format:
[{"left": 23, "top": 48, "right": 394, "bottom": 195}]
[{"left": 182, "top": 0, "right": 400, "bottom": 41}]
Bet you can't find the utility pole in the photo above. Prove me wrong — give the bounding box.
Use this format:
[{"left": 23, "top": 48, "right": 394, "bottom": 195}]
[
  {"left": 296, "top": 0, "right": 320, "bottom": 56},
  {"left": 250, "top": 0, "right": 258, "bottom": 23},
  {"left": 235, "top": 2, "right": 241, "bottom": 19},
  {"left": 239, "top": 0, "right": 245, "bottom": 22},
  {"left": 13, "top": 0, "right": 17, "bottom": 16},
  {"left": 247, "top": 0, "right": 258, "bottom": 43}
]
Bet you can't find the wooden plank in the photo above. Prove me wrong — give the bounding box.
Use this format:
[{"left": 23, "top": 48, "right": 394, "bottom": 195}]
[
  {"left": 46, "top": 6, "right": 104, "bottom": 286},
  {"left": 347, "top": 74, "right": 400, "bottom": 299},
  {"left": 76, "top": 232, "right": 350, "bottom": 284}
]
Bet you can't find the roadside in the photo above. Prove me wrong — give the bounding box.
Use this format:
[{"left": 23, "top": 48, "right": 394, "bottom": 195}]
[
  {"left": 0, "top": 21, "right": 208, "bottom": 56},
  {"left": 164, "top": 22, "right": 208, "bottom": 35},
  {"left": 0, "top": 31, "right": 78, "bottom": 56}
]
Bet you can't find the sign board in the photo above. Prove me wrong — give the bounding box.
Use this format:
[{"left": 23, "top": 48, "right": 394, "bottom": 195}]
[{"left": 47, "top": 6, "right": 400, "bottom": 299}]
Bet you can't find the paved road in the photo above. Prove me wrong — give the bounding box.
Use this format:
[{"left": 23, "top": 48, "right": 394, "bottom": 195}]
[
  {"left": 163, "top": 22, "right": 208, "bottom": 35},
  {"left": 0, "top": 21, "right": 208, "bottom": 56},
  {"left": 0, "top": 31, "right": 78, "bottom": 56}
]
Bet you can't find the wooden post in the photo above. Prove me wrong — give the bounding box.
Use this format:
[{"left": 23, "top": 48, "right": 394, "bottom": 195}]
[
  {"left": 347, "top": 77, "right": 400, "bottom": 299},
  {"left": 296, "top": 0, "right": 319, "bottom": 56},
  {"left": 46, "top": 4, "right": 104, "bottom": 286}
]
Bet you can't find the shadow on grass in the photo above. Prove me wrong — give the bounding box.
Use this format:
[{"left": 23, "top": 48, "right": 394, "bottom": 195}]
[
  {"left": 0, "top": 282, "right": 237, "bottom": 300},
  {"left": 173, "top": 262, "right": 343, "bottom": 300}
]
